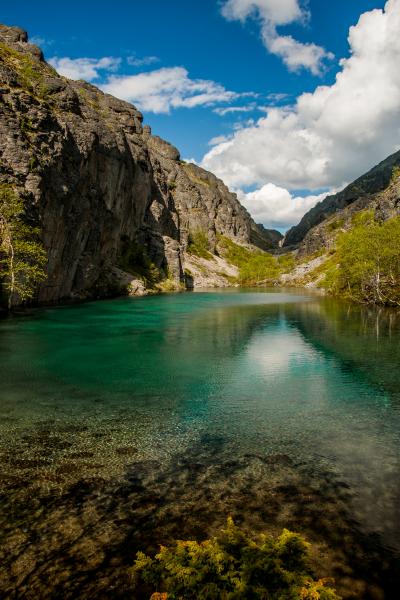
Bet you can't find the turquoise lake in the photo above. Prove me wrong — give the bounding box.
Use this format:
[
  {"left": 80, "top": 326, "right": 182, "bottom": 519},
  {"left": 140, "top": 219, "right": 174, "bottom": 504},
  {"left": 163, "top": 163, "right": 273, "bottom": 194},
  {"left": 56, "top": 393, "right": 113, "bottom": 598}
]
[{"left": 1, "top": 289, "right": 400, "bottom": 598}]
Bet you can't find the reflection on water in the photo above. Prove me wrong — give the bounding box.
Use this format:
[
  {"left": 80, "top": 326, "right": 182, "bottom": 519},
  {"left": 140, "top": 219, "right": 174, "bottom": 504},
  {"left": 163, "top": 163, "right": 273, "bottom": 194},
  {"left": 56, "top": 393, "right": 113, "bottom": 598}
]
[{"left": 1, "top": 290, "right": 400, "bottom": 599}]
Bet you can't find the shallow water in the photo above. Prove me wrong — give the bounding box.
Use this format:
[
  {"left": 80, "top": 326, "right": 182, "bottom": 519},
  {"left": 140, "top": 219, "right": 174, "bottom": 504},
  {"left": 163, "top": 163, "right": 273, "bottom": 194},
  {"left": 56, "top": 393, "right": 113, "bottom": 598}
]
[{"left": 1, "top": 289, "right": 400, "bottom": 598}]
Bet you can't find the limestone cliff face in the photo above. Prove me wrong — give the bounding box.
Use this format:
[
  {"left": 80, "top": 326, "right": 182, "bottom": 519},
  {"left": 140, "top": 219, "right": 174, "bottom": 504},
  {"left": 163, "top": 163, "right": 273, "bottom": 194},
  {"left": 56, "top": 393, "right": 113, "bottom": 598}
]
[{"left": 0, "top": 25, "right": 276, "bottom": 304}]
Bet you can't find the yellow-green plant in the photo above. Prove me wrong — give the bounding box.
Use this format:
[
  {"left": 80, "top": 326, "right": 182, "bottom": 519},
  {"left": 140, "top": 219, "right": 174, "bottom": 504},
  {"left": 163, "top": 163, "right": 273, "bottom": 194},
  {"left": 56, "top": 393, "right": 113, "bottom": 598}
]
[
  {"left": 323, "top": 211, "right": 400, "bottom": 305},
  {"left": 0, "top": 185, "right": 46, "bottom": 309},
  {"left": 218, "top": 237, "right": 280, "bottom": 285},
  {"left": 187, "top": 230, "right": 213, "bottom": 259},
  {"left": 132, "top": 518, "right": 339, "bottom": 599}
]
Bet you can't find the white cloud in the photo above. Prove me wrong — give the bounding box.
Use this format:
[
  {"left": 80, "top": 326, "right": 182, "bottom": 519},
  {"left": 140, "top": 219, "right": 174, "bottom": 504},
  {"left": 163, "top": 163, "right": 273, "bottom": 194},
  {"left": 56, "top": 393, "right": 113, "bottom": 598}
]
[
  {"left": 49, "top": 56, "right": 121, "bottom": 81},
  {"left": 101, "top": 67, "right": 240, "bottom": 114},
  {"left": 213, "top": 103, "right": 259, "bottom": 116},
  {"left": 266, "top": 92, "right": 290, "bottom": 103},
  {"left": 263, "top": 31, "right": 334, "bottom": 76},
  {"left": 127, "top": 55, "right": 160, "bottom": 67},
  {"left": 202, "top": 0, "right": 400, "bottom": 193},
  {"left": 221, "top": 0, "right": 334, "bottom": 74},
  {"left": 221, "top": 0, "right": 303, "bottom": 26},
  {"left": 208, "top": 134, "right": 233, "bottom": 146},
  {"left": 238, "top": 183, "right": 343, "bottom": 229}
]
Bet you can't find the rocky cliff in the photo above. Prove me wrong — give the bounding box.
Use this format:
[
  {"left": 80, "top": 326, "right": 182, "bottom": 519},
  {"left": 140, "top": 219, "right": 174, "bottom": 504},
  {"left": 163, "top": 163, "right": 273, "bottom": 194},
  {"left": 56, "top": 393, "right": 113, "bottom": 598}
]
[
  {"left": 284, "top": 149, "right": 400, "bottom": 249},
  {"left": 279, "top": 152, "right": 400, "bottom": 289},
  {"left": 0, "top": 24, "right": 277, "bottom": 305}
]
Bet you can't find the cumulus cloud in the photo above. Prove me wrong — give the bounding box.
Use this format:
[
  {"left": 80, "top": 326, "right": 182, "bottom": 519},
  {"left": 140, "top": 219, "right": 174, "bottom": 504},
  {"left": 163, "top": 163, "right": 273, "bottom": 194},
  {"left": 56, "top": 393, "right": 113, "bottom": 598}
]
[
  {"left": 238, "top": 183, "right": 342, "bottom": 229},
  {"left": 49, "top": 56, "right": 121, "bottom": 80},
  {"left": 208, "top": 134, "right": 233, "bottom": 146},
  {"left": 202, "top": 0, "right": 400, "bottom": 194},
  {"left": 101, "top": 67, "right": 240, "bottom": 114},
  {"left": 221, "top": 0, "right": 334, "bottom": 75},
  {"left": 221, "top": 0, "right": 303, "bottom": 26}
]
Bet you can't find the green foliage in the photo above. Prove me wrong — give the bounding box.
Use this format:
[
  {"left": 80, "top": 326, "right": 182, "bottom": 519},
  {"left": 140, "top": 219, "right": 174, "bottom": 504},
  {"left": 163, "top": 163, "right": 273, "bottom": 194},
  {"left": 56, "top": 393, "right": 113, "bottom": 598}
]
[
  {"left": 218, "top": 237, "right": 280, "bottom": 285},
  {"left": 187, "top": 230, "right": 213, "bottom": 260},
  {"left": 0, "top": 41, "right": 51, "bottom": 99},
  {"left": 119, "top": 239, "right": 162, "bottom": 287},
  {"left": 323, "top": 211, "right": 400, "bottom": 305},
  {"left": 183, "top": 164, "right": 213, "bottom": 188},
  {"left": 326, "top": 218, "right": 345, "bottom": 232},
  {"left": 167, "top": 181, "right": 177, "bottom": 191},
  {"left": 19, "top": 115, "right": 35, "bottom": 135},
  {"left": 0, "top": 42, "right": 39, "bottom": 89},
  {"left": 131, "top": 518, "right": 339, "bottom": 599},
  {"left": 277, "top": 253, "right": 296, "bottom": 273},
  {"left": 0, "top": 185, "right": 46, "bottom": 309},
  {"left": 28, "top": 155, "right": 39, "bottom": 172},
  {"left": 155, "top": 278, "right": 184, "bottom": 293},
  {"left": 391, "top": 165, "right": 400, "bottom": 182}
]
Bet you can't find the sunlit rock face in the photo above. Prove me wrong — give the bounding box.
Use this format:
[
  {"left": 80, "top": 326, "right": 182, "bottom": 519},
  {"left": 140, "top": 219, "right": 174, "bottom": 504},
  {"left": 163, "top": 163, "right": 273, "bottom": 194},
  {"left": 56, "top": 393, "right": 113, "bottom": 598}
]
[
  {"left": 0, "top": 24, "right": 279, "bottom": 304},
  {"left": 283, "top": 149, "right": 400, "bottom": 251}
]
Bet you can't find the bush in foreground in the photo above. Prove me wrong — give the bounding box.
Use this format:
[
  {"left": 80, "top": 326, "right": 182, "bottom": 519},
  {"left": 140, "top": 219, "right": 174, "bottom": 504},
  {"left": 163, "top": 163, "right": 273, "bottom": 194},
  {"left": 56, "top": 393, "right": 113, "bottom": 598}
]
[{"left": 131, "top": 518, "right": 340, "bottom": 599}]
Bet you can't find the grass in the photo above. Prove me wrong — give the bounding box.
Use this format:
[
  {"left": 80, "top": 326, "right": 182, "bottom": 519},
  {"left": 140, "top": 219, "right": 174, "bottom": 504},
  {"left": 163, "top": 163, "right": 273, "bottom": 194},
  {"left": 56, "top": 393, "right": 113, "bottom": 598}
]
[
  {"left": 182, "top": 163, "right": 213, "bottom": 188},
  {"left": 326, "top": 217, "right": 345, "bottom": 232},
  {"left": 0, "top": 42, "right": 50, "bottom": 98},
  {"left": 218, "top": 236, "right": 281, "bottom": 285},
  {"left": 167, "top": 181, "right": 176, "bottom": 192},
  {"left": 187, "top": 230, "right": 213, "bottom": 260}
]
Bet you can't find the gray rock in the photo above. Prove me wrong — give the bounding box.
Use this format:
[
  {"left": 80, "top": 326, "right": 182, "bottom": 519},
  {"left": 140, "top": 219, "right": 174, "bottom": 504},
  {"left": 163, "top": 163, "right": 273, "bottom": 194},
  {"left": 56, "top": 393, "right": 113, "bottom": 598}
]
[
  {"left": 284, "top": 149, "right": 400, "bottom": 248},
  {"left": 0, "top": 24, "right": 280, "bottom": 305}
]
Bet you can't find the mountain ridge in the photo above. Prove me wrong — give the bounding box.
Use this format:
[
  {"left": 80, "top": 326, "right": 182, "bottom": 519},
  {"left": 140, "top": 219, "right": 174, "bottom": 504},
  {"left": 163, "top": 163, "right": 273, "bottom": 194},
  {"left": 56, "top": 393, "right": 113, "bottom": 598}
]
[
  {"left": 0, "top": 24, "right": 278, "bottom": 306},
  {"left": 284, "top": 148, "right": 400, "bottom": 248}
]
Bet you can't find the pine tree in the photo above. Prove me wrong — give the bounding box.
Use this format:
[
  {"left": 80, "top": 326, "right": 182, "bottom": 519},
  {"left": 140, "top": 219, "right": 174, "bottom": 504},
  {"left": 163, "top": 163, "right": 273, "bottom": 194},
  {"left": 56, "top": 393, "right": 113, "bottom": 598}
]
[{"left": 0, "top": 185, "right": 46, "bottom": 310}]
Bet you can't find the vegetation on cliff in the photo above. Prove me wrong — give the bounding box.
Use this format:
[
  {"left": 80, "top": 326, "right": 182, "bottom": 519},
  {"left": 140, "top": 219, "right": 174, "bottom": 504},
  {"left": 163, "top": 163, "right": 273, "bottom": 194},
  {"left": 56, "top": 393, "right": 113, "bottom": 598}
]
[
  {"left": 322, "top": 211, "right": 400, "bottom": 305},
  {"left": 132, "top": 518, "right": 339, "bottom": 599},
  {"left": 0, "top": 185, "right": 46, "bottom": 309},
  {"left": 187, "top": 230, "right": 213, "bottom": 260},
  {"left": 218, "top": 237, "right": 294, "bottom": 286}
]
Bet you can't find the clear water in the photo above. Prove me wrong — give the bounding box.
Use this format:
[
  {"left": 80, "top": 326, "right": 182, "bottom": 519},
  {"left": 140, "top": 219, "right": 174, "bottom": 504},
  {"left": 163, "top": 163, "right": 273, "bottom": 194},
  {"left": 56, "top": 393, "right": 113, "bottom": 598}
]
[{"left": 1, "top": 289, "right": 400, "bottom": 598}]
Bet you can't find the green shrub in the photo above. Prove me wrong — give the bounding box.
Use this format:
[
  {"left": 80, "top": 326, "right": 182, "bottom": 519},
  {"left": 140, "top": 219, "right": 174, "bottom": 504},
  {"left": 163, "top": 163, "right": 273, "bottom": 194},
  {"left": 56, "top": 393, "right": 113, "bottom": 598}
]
[
  {"left": 323, "top": 211, "right": 400, "bottom": 305},
  {"left": 277, "top": 253, "right": 296, "bottom": 273},
  {"left": 218, "top": 237, "right": 280, "bottom": 285},
  {"left": 187, "top": 230, "right": 213, "bottom": 260},
  {"left": 391, "top": 165, "right": 400, "bottom": 182},
  {"left": 131, "top": 518, "right": 339, "bottom": 599},
  {"left": 155, "top": 278, "right": 184, "bottom": 293},
  {"left": 119, "top": 239, "right": 161, "bottom": 287},
  {"left": 326, "top": 218, "right": 345, "bottom": 232}
]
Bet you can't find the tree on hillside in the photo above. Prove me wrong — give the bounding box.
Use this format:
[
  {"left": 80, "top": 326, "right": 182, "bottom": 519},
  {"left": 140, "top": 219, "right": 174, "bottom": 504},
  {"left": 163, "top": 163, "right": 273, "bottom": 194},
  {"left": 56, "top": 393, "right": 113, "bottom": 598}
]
[
  {"left": 325, "top": 211, "right": 400, "bottom": 305},
  {"left": 0, "top": 185, "right": 46, "bottom": 310}
]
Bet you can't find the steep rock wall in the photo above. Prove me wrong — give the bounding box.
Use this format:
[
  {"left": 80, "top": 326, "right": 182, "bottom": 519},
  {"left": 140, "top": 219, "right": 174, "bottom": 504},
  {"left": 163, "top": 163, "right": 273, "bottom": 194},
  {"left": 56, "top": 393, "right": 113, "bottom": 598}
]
[
  {"left": 284, "top": 149, "right": 400, "bottom": 249},
  {"left": 0, "top": 25, "right": 277, "bottom": 305}
]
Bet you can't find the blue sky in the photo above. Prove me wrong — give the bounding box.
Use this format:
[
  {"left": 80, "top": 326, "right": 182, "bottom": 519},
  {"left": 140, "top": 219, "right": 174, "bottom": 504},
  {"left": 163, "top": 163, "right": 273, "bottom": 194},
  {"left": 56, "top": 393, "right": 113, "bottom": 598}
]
[{"left": 3, "top": 0, "right": 399, "bottom": 230}]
